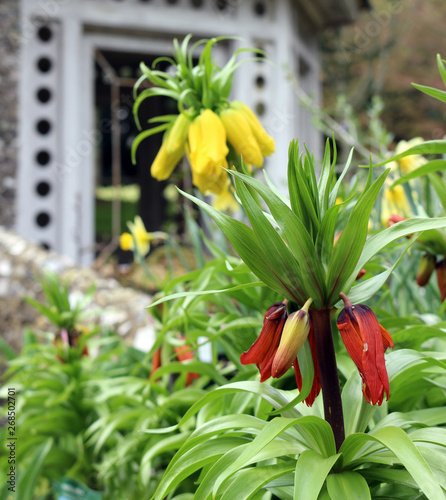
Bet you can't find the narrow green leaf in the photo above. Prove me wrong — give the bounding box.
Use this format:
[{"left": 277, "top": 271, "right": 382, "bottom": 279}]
[
  {"left": 152, "top": 437, "right": 248, "bottom": 500},
  {"left": 341, "top": 426, "right": 445, "bottom": 500},
  {"left": 429, "top": 172, "right": 446, "bottom": 211},
  {"left": 212, "top": 416, "right": 330, "bottom": 497},
  {"left": 147, "top": 281, "right": 263, "bottom": 308},
  {"left": 390, "top": 159, "right": 446, "bottom": 188},
  {"left": 17, "top": 438, "right": 53, "bottom": 500},
  {"left": 326, "top": 471, "right": 371, "bottom": 500},
  {"left": 412, "top": 83, "right": 446, "bottom": 104},
  {"left": 341, "top": 234, "right": 417, "bottom": 304},
  {"left": 317, "top": 139, "right": 334, "bottom": 216},
  {"left": 294, "top": 450, "right": 341, "bottom": 500},
  {"left": 372, "top": 426, "right": 445, "bottom": 500},
  {"left": 437, "top": 54, "right": 446, "bottom": 87},
  {"left": 133, "top": 88, "right": 179, "bottom": 129},
  {"left": 348, "top": 217, "right": 446, "bottom": 288},
  {"left": 329, "top": 148, "right": 354, "bottom": 206},
  {"left": 131, "top": 124, "right": 170, "bottom": 163},
  {"left": 342, "top": 370, "right": 377, "bottom": 436},
  {"left": 372, "top": 140, "right": 446, "bottom": 168},
  {"left": 317, "top": 204, "right": 341, "bottom": 269},
  {"left": 220, "top": 463, "right": 296, "bottom": 500},
  {"left": 143, "top": 381, "right": 303, "bottom": 436}
]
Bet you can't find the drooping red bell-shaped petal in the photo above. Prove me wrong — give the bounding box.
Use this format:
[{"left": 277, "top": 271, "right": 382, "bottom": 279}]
[
  {"left": 337, "top": 297, "right": 393, "bottom": 406},
  {"left": 436, "top": 259, "right": 446, "bottom": 302},
  {"left": 293, "top": 328, "right": 321, "bottom": 406},
  {"left": 241, "top": 302, "right": 287, "bottom": 382}
]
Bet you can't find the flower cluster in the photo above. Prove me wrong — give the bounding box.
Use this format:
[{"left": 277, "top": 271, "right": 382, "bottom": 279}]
[
  {"left": 132, "top": 36, "right": 274, "bottom": 208},
  {"left": 241, "top": 294, "right": 393, "bottom": 406}
]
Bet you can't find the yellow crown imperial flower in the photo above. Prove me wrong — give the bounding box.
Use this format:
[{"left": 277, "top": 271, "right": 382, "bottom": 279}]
[
  {"left": 187, "top": 109, "right": 229, "bottom": 195},
  {"left": 231, "top": 101, "right": 275, "bottom": 156},
  {"left": 220, "top": 104, "right": 264, "bottom": 168}
]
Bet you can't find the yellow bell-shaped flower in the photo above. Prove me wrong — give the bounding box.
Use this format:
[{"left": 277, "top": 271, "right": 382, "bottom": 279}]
[
  {"left": 187, "top": 109, "right": 229, "bottom": 195},
  {"left": 231, "top": 101, "right": 275, "bottom": 156},
  {"left": 220, "top": 105, "right": 264, "bottom": 168},
  {"left": 150, "top": 135, "right": 185, "bottom": 181}
]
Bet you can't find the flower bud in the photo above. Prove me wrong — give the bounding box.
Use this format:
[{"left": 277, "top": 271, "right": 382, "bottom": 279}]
[
  {"left": 271, "top": 299, "right": 312, "bottom": 379},
  {"left": 416, "top": 254, "right": 436, "bottom": 287}
]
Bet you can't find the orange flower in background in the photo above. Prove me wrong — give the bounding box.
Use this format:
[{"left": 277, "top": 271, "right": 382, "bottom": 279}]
[
  {"left": 150, "top": 337, "right": 199, "bottom": 387},
  {"left": 174, "top": 338, "right": 200, "bottom": 386},
  {"left": 337, "top": 293, "right": 393, "bottom": 405}
]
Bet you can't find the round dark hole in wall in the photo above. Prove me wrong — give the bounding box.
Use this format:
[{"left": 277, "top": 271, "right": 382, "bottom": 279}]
[
  {"left": 40, "top": 242, "right": 51, "bottom": 250},
  {"left": 254, "top": 1, "right": 266, "bottom": 15},
  {"left": 36, "top": 181, "right": 51, "bottom": 196},
  {"left": 37, "top": 57, "right": 52, "bottom": 73},
  {"left": 215, "top": 0, "right": 229, "bottom": 10},
  {"left": 36, "top": 150, "right": 51, "bottom": 166},
  {"left": 255, "top": 102, "right": 266, "bottom": 116},
  {"left": 38, "top": 26, "right": 53, "bottom": 42},
  {"left": 36, "top": 119, "right": 51, "bottom": 135},
  {"left": 255, "top": 75, "right": 266, "bottom": 88},
  {"left": 36, "top": 212, "right": 51, "bottom": 227},
  {"left": 37, "top": 88, "right": 52, "bottom": 104},
  {"left": 191, "top": 0, "right": 204, "bottom": 6}
]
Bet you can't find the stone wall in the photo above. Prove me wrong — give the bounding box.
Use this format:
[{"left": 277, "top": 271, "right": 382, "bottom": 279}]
[
  {"left": 0, "top": 0, "right": 19, "bottom": 229},
  {"left": 0, "top": 226, "right": 155, "bottom": 356}
]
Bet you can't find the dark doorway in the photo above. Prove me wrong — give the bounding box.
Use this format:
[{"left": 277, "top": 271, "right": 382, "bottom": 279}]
[{"left": 94, "top": 49, "right": 183, "bottom": 255}]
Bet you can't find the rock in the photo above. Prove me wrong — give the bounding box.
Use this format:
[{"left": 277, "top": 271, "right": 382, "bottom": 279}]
[{"left": 0, "top": 226, "right": 152, "bottom": 357}]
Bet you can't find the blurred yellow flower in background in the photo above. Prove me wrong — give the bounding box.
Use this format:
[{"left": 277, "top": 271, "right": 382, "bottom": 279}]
[
  {"left": 381, "top": 182, "right": 411, "bottom": 226},
  {"left": 389, "top": 137, "right": 427, "bottom": 173},
  {"left": 212, "top": 182, "right": 239, "bottom": 213},
  {"left": 120, "top": 216, "right": 167, "bottom": 257}
]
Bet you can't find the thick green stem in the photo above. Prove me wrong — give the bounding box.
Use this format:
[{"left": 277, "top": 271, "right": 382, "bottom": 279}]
[{"left": 312, "top": 308, "right": 345, "bottom": 451}]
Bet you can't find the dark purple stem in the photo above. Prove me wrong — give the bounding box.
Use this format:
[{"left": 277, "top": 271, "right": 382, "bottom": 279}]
[{"left": 312, "top": 308, "right": 345, "bottom": 451}]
